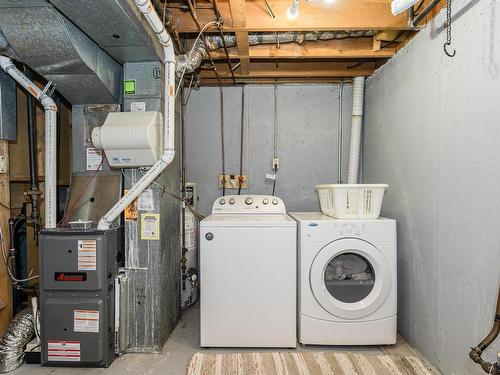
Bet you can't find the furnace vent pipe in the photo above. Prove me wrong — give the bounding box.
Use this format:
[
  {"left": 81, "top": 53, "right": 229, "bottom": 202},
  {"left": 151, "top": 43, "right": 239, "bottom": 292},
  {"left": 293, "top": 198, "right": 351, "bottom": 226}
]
[
  {"left": 97, "top": 0, "right": 176, "bottom": 230},
  {"left": 347, "top": 77, "right": 365, "bottom": 184},
  {"left": 0, "top": 56, "right": 57, "bottom": 229}
]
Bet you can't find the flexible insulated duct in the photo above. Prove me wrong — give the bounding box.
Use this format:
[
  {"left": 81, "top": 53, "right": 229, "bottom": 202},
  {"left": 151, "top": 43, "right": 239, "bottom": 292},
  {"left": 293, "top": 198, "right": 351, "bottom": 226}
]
[
  {"left": 0, "top": 309, "right": 35, "bottom": 373},
  {"left": 347, "top": 76, "right": 365, "bottom": 184},
  {"left": 176, "top": 30, "right": 376, "bottom": 77}
]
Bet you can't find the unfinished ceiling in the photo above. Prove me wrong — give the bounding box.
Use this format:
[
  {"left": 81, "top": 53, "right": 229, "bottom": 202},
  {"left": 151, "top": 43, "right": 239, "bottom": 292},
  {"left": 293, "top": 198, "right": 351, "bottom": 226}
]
[{"left": 158, "top": 0, "right": 445, "bottom": 85}]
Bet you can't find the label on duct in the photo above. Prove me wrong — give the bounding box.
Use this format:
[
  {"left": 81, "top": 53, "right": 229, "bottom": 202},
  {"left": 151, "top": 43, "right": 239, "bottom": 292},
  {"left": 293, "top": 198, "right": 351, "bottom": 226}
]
[
  {"left": 141, "top": 213, "right": 160, "bottom": 240},
  {"left": 74, "top": 309, "right": 99, "bottom": 333},
  {"left": 86, "top": 147, "right": 103, "bottom": 171},
  {"left": 78, "top": 240, "right": 97, "bottom": 271},
  {"left": 47, "top": 340, "right": 81, "bottom": 362}
]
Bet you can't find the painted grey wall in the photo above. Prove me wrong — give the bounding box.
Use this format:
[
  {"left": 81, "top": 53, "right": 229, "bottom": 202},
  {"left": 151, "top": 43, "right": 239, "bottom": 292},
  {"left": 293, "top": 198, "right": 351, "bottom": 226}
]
[
  {"left": 364, "top": 1, "right": 500, "bottom": 374},
  {"left": 186, "top": 84, "right": 353, "bottom": 215}
]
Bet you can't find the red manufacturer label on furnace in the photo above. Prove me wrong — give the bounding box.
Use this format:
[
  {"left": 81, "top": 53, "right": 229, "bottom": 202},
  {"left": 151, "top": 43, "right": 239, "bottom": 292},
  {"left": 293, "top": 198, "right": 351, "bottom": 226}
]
[
  {"left": 54, "top": 272, "right": 87, "bottom": 281},
  {"left": 47, "top": 340, "right": 81, "bottom": 362}
]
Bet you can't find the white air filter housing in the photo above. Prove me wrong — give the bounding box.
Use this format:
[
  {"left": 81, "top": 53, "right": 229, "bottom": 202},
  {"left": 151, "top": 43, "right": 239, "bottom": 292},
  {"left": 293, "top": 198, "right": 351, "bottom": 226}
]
[{"left": 92, "top": 111, "right": 163, "bottom": 168}]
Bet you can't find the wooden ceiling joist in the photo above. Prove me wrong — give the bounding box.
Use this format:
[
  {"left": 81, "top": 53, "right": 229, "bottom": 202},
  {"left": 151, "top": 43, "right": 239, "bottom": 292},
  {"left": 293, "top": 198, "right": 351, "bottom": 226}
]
[
  {"left": 228, "top": 0, "right": 250, "bottom": 74},
  {"left": 168, "top": 0, "right": 410, "bottom": 33},
  {"left": 196, "top": 37, "right": 396, "bottom": 59}
]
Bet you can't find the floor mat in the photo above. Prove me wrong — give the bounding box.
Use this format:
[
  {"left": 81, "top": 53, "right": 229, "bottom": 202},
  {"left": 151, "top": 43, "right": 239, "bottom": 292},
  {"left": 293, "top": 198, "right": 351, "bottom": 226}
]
[{"left": 186, "top": 351, "right": 434, "bottom": 375}]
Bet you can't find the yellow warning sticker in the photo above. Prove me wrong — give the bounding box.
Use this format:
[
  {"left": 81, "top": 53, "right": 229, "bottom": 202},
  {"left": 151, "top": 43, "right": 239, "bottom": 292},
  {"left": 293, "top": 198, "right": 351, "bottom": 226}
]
[{"left": 141, "top": 213, "right": 160, "bottom": 240}]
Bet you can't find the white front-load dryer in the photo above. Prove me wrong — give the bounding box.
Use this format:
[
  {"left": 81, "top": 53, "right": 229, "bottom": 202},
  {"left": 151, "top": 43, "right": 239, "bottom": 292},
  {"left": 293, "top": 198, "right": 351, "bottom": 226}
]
[{"left": 289, "top": 212, "right": 397, "bottom": 345}]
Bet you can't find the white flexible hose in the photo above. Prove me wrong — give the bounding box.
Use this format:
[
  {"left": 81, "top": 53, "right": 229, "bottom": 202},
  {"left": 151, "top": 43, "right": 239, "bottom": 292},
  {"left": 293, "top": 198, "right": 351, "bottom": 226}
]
[{"left": 347, "top": 76, "right": 365, "bottom": 184}]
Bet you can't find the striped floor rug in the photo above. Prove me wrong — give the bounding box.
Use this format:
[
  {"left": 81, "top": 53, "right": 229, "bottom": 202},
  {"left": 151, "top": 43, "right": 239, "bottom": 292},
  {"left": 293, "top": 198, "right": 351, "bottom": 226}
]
[{"left": 187, "top": 352, "right": 434, "bottom": 375}]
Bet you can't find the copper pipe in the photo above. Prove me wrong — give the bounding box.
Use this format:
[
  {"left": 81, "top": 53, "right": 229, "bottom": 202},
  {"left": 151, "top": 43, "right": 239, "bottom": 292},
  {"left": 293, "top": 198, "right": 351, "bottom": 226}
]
[{"left": 469, "top": 287, "right": 500, "bottom": 374}]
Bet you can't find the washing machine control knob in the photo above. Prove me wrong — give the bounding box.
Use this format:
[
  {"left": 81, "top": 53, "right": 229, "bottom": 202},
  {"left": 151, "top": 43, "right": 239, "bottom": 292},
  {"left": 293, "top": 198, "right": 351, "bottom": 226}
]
[
  {"left": 262, "top": 198, "right": 269, "bottom": 205},
  {"left": 219, "top": 198, "right": 226, "bottom": 205},
  {"left": 229, "top": 198, "right": 235, "bottom": 205},
  {"left": 272, "top": 198, "right": 279, "bottom": 205},
  {"left": 245, "top": 197, "right": 253, "bottom": 205}
]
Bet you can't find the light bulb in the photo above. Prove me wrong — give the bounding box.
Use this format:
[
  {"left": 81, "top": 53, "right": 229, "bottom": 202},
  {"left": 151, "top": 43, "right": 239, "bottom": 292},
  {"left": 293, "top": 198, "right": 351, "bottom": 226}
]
[
  {"left": 325, "top": 0, "right": 334, "bottom": 3},
  {"left": 287, "top": 0, "right": 299, "bottom": 19}
]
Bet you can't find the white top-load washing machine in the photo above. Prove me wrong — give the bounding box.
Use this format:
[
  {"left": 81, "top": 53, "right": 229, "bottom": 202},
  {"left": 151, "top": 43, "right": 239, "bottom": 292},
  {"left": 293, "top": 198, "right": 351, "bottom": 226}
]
[
  {"left": 200, "top": 195, "right": 296, "bottom": 347},
  {"left": 289, "top": 212, "right": 397, "bottom": 346}
]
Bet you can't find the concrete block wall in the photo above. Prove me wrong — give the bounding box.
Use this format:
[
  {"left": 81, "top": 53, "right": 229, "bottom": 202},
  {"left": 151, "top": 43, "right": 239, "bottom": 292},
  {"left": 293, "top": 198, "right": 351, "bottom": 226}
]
[
  {"left": 185, "top": 84, "right": 353, "bottom": 215},
  {"left": 363, "top": 1, "right": 500, "bottom": 373}
]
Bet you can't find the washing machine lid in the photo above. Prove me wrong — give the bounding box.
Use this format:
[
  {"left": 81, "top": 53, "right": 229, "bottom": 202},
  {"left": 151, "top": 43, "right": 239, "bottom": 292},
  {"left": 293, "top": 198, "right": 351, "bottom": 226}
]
[
  {"left": 202, "top": 214, "right": 296, "bottom": 227},
  {"left": 310, "top": 238, "right": 391, "bottom": 320}
]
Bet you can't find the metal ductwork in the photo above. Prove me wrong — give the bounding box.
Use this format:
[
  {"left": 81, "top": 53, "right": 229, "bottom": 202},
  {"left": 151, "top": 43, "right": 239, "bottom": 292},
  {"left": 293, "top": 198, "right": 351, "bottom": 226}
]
[
  {"left": 0, "top": 309, "right": 34, "bottom": 373},
  {"left": 176, "top": 30, "right": 377, "bottom": 77},
  {"left": 49, "top": 0, "right": 164, "bottom": 63},
  {"left": 0, "top": 0, "right": 121, "bottom": 104}
]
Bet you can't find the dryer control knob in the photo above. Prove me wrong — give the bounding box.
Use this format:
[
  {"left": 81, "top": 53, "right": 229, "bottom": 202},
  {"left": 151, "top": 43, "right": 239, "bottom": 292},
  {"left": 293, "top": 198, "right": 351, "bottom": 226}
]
[
  {"left": 272, "top": 198, "right": 279, "bottom": 205},
  {"left": 219, "top": 198, "right": 226, "bottom": 205},
  {"left": 229, "top": 198, "right": 235, "bottom": 205},
  {"left": 262, "top": 198, "right": 269, "bottom": 205},
  {"left": 245, "top": 197, "right": 253, "bottom": 205}
]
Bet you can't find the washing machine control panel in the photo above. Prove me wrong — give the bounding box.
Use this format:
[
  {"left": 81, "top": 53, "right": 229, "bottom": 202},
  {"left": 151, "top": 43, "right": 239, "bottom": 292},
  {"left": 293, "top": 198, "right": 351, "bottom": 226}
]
[{"left": 212, "top": 195, "right": 286, "bottom": 214}]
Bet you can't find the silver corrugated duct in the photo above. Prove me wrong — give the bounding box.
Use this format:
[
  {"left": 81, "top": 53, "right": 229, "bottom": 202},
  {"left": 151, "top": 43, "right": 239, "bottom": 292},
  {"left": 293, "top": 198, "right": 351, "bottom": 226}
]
[
  {"left": 0, "top": 0, "right": 121, "bottom": 104},
  {"left": 176, "top": 30, "right": 377, "bottom": 77},
  {"left": 0, "top": 309, "right": 35, "bottom": 373}
]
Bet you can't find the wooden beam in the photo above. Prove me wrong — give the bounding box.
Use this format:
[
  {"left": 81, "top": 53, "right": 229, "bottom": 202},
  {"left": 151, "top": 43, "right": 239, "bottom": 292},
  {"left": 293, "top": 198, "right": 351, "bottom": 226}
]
[
  {"left": 198, "top": 60, "right": 380, "bottom": 79},
  {"left": 228, "top": 0, "right": 250, "bottom": 74},
  {"left": 169, "top": 0, "right": 410, "bottom": 32},
  {"left": 202, "top": 38, "right": 395, "bottom": 59},
  {"left": 0, "top": 140, "right": 12, "bottom": 334}
]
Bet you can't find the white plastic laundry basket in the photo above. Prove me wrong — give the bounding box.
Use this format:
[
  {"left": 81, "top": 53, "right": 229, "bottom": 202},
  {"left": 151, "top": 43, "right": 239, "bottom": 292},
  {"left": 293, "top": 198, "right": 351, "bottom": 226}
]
[{"left": 315, "top": 184, "right": 388, "bottom": 219}]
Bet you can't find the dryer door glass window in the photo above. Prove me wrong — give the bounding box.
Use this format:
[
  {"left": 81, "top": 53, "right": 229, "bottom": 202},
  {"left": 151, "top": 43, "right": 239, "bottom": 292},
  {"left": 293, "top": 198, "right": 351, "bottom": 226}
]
[{"left": 324, "top": 253, "right": 375, "bottom": 303}]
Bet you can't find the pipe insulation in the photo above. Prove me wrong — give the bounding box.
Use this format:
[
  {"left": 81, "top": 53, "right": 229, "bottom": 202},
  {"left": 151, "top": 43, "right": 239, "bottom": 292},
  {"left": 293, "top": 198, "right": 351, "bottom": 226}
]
[
  {"left": 0, "top": 56, "right": 58, "bottom": 229},
  {"left": 97, "top": 0, "right": 176, "bottom": 230},
  {"left": 347, "top": 76, "right": 365, "bottom": 184},
  {"left": 176, "top": 30, "right": 376, "bottom": 77},
  {"left": 0, "top": 309, "right": 35, "bottom": 373}
]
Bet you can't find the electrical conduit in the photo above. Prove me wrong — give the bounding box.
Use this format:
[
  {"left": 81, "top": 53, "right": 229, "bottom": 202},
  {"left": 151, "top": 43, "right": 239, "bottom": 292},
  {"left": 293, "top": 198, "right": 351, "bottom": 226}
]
[
  {"left": 347, "top": 76, "right": 365, "bottom": 184},
  {"left": 97, "top": 0, "right": 176, "bottom": 230},
  {"left": 0, "top": 56, "right": 57, "bottom": 229}
]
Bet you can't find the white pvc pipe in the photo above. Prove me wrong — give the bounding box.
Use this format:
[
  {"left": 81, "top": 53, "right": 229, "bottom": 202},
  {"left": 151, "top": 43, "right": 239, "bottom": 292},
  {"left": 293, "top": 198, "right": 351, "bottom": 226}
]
[
  {"left": 97, "top": 0, "right": 176, "bottom": 230},
  {"left": 0, "top": 56, "right": 58, "bottom": 229},
  {"left": 347, "top": 76, "right": 365, "bottom": 184}
]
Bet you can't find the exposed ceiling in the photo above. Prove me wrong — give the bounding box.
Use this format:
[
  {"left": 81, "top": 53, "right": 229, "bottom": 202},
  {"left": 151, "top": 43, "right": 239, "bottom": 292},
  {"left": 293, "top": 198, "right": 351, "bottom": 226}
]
[{"left": 159, "top": 0, "right": 445, "bottom": 85}]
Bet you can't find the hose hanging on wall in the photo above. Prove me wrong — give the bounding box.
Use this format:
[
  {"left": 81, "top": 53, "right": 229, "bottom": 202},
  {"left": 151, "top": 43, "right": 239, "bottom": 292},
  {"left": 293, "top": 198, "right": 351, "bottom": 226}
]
[
  {"left": 220, "top": 87, "right": 226, "bottom": 196},
  {"left": 238, "top": 86, "right": 245, "bottom": 195}
]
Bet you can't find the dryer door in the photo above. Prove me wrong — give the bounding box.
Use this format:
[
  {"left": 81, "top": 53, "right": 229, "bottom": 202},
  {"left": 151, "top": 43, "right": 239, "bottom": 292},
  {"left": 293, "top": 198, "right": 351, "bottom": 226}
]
[{"left": 310, "top": 238, "right": 391, "bottom": 319}]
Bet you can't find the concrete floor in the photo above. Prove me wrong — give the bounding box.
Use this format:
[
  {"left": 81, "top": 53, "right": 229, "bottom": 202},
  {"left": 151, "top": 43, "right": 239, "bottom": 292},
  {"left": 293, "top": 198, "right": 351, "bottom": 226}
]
[{"left": 12, "top": 305, "right": 440, "bottom": 375}]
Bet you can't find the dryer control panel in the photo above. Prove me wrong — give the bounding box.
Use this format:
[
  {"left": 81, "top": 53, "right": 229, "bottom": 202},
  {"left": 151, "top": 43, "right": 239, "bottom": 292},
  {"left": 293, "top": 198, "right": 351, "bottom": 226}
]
[{"left": 211, "top": 195, "right": 286, "bottom": 214}]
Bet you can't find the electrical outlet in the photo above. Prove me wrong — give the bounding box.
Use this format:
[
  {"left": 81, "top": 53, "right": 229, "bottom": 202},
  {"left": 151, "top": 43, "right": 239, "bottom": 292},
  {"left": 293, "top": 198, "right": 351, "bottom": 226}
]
[
  {"left": 0, "top": 155, "right": 7, "bottom": 174},
  {"left": 219, "top": 174, "right": 248, "bottom": 189},
  {"left": 272, "top": 158, "right": 280, "bottom": 170}
]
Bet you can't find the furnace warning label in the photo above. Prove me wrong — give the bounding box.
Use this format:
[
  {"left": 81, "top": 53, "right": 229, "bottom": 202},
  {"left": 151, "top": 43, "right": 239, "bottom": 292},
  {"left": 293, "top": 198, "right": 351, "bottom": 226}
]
[
  {"left": 47, "top": 340, "right": 81, "bottom": 362},
  {"left": 78, "top": 240, "right": 97, "bottom": 271},
  {"left": 74, "top": 309, "right": 99, "bottom": 333},
  {"left": 141, "top": 213, "right": 160, "bottom": 240},
  {"left": 86, "top": 147, "right": 103, "bottom": 171}
]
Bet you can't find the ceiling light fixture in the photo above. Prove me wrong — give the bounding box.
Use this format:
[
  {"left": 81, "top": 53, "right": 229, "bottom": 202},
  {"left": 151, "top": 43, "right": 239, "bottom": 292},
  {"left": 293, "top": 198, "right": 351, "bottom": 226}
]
[
  {"left": 391, "top": 0, "right": 420, "bottom": 15},
  {"left": 287, "top": 0, "right": 299, "bottom": 19}
]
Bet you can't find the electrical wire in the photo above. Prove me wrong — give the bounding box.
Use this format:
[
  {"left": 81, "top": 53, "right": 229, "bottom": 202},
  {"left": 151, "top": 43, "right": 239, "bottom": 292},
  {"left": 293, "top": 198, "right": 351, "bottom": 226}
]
[
  {"left": 175, "top": 20, "right": 219, "bottom": 98},
  {"left": 0, "top": 225, "right": 39, "bottom": 283},
  {"left": 272, "top": 81, "right": 279, "bottom": 196},
  {"left": 126, "top": 169, "right": 206, "bottom": 220}
]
